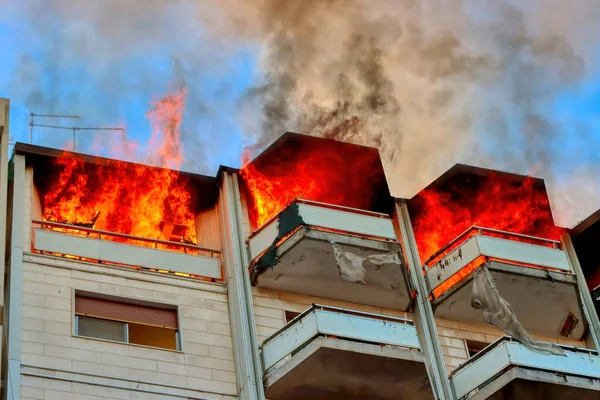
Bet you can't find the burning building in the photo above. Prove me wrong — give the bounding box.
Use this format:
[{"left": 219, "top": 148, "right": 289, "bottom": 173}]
[
  {"left": 406, "top": 164, "right": 600, "bottom": 399},
  {"left": 22, "top": 143, "right": 222, "bottom": 278},
  {"left": 1, "top": 125, "right": 600, "bottom": 400}
]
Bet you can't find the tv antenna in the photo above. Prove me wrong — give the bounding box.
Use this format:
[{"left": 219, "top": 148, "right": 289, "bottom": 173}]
[{"left": 29, "top": 112, "right": 124, "bottom": 151}]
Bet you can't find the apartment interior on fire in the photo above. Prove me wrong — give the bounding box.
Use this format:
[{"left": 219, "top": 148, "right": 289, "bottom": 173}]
[
  {"left": 570, "top": 209, "right": 600, "bottom": 319},
  {"left": 0, "top": 121, "right": 598, "bottom": 400}
]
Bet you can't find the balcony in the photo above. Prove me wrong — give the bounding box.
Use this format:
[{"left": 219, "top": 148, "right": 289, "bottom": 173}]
[
  {"left": 451, "top": 337, "right": 600, "bottom": 399},
  {"left": 32, "top": 220, "right": 222, "bottom": 280},
  {"left": 261, "top": 305, "right": 433, "bottom": 400},
  {"left": 247, "top": 199, "right": 410, "bottom": 310},
  {"left": 424, "top": 227, "right": 585, "bottom": 339}
]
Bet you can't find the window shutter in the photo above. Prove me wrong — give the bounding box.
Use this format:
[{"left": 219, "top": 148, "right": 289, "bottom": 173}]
[{"left": 76, "top": 296, "right": 178, "bottom": 329}]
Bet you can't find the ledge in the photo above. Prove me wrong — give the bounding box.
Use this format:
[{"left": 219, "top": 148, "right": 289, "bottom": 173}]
[
  {"left": 23, "top": 252, "right": 228, "bottom": 294},
  {"left": 21, "top": 364, "right": 237, "bottom": 399}
]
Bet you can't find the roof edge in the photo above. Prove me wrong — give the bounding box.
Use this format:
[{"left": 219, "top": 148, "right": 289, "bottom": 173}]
[
  {"left": 569, "top": 208, "right": 600, "bottom": 236},
  {"left": 216, "top": 165, "right": 240, "bottom": 181},
  {"left": 245, "top": 131, "right": 383, "bottom": 168},
  {"left": 14, "top": 142, "right": 217, "bottom": 184},
  {"left": 410, "top": 163, "right": 547, "bottom": 200}
]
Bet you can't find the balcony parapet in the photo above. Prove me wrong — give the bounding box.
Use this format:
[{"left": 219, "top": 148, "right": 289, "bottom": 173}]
[
  {"left": 423, "top": 227, "right": 584, "bottom": 339},
  {"left": 261, "top": 304, "right": 420, "bottom": 372},
  {"left": 261, "top": 305, "right": 433, "bottom": 400},
  {"left": 32, "top": 220, "right": 221, "bottom": 280},
  {"left": 247, "top": 200, "right": 411, "bottom": 310},
  {"left": 451, "top": 336, "right": 600, "bottom": 399},
  {"left": 425, "top": 226, "right": 570, "bottom": 299}
]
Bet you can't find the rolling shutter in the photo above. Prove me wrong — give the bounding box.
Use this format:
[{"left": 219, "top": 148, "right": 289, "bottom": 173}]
[{"left": 76, "top": 296, "right": 178, "bottom": 329}]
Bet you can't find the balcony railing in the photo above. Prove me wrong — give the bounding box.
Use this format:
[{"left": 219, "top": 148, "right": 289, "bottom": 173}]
[
  {"left": 247, "top": 199, "right": 410, "bottom": 310},
  {"left": 424, "top": 227, "right": 584, "bottom": 339},
  {"left": 31, "top": 220, "right": 222, "bottom": 280},
  {"left": 424, "top": 226, "right": 562, "bottom": 268},
  {"left": 451, "top": 337, "right": 600, "bottom": 399},
  {"left": 260, "top": 304, "right": 433, "bottom": 400},
  {"left": 34, "top": 220, "right": 219, "bottom": 255},
  {"left": 261, "top": 304, "right": 420, "bottom": 372},
  {"left": 425, "top": 226, "right": 571, "bottom": 299},
  {"left": 248, "top": 199, "right": 397, "bottom": 262}
]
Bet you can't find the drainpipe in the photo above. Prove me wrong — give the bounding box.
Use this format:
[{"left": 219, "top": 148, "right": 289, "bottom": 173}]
[{"left": 394, "top": 199, "right": 453, "bottom": 400}]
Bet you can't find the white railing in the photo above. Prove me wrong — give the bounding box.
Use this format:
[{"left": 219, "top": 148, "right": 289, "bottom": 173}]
[
  {"left": 451, "top": 337, "right": 600, "bottom": 399},
  {"left": 32, "top": 220, "right": 222, "bottom": 280},
  {"left": 424, "top": 226, "right": 561, "bottom": 268},
  {"left": 248, "top": 199, "right": 397, "bottom": 261},
  {"left": 34, "top": 219, "right": 220, "bottom": 256},
  {"left": 260, "top": 305, "right": 420, "bottom": 372},
  {"left": 425, "top": 227, "right": 571, "bottom": 296}
]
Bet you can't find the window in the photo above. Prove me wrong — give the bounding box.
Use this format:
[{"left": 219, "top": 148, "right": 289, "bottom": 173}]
[
  {"left": 285, "top": 311, "right": 301, "bottom": 323},
  {"left": 465, "top": 340, "right": 487, "bottom": 358},
  {"left": 75, "top": 294, "right": 180, "bottom": 350}
]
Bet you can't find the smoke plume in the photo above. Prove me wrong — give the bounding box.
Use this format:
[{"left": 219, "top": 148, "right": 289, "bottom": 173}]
[
  {"left": 1, "top": 0, "right": 599, "bottom": 225},
  {"left": 234, "top": 0, "right": 600, "bottom": 226}
]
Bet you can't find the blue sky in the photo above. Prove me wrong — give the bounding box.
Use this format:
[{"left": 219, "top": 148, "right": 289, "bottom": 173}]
[{"left": 0, "top": 9, "right": 257, "bottom": 174}]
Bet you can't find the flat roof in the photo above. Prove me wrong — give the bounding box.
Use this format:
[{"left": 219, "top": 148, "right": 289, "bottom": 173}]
[
  {"left": 410, "top": 163, "right": 547, "bottom": 200},
  {"left": 13, "top": 142, "right": 217, "bottom": 186},
  {"left": 246, "top": 131, "right": 382, "bottom": 168}
]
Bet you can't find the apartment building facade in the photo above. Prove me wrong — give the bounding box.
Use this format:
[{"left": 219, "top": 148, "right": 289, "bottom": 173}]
[{"left": 1, "top": 127, "right": 599, "bottom": 400}]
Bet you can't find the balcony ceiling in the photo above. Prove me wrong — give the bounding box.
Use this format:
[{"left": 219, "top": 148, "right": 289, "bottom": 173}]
[
  {"left": 463, "top": 364, "right": 600, "bottom": 400},
  {"left": 253, "top": 228, "right": 411, "bottom": 310},
  {"left": 432, "top": 261, "right": 585, "bottom": 340},
  {"left": 265, "top": 337, "right": 434, "bottom": 400}
]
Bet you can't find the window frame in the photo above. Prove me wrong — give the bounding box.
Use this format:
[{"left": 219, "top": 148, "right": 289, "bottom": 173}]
[
  {"left": 73, "top": 290, "right": 182, "bottom": 352},
  {"left": 465, "top": 339, "right": 488, "bottom": 358},
  {"left": 284, "top": 310, "right": 301, "bottom": 323}
]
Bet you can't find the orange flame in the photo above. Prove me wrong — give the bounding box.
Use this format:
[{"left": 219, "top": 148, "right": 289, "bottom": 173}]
[
  {"left": 431, "top": 256, "right": 487, "bottom": 299},
  {"left": 410, "top": 173, "right": 563, "bottom": 264},
  {"left": 42, "top": 89, "right": 197, "bottom": 247},
  {"left": 240, "top": 137, "right": 389, "bottom": 229}
]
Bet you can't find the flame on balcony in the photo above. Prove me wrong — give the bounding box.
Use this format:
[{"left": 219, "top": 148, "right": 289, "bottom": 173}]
[
  {"left": 240, "top": 135, "right": 391, "bottom": 230},
  {"left": 409, "top": 170, "right": 563, "bottom": 264},
  {"left": 41, "top": 90, "right": 197, "bottom": 248}
]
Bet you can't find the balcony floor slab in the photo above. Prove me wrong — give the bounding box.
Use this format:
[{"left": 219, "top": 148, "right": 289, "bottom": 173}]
[
  {"left": 265, "top": 337, "right": 434, "bottom": 400},
  {"left": 464, "top": 367, "right": 600, "bottom": 400},
  {"left": 252, "top": 228, "right": 411, "bottom": 310}
]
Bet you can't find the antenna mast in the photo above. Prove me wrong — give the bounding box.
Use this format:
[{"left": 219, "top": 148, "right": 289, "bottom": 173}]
[{"left": 29, "top": 113, "right": 123, "bottom": 151}]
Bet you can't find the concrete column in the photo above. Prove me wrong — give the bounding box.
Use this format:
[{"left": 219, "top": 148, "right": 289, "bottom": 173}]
[
  {"left": 0, "top": 99, "right": 9, "bottom": 313},
  {"left": 0, "top": 99, "right": 10, "bottom": 397},
  {"left": 6, "top": 154, "right": 25, "bottom": 400},
  {"left": 394, "top": 199, "right": 453, "bottom": 400},
  {"left": 219, "top": 171, "right": 265, "bottom": 400}
]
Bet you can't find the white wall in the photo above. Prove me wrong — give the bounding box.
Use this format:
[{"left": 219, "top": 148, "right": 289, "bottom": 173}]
[{"left": 19, "top": 253, "right": 237, "bottom": 400}]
